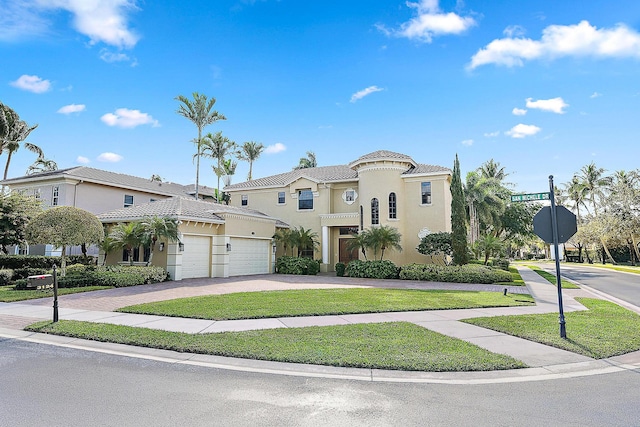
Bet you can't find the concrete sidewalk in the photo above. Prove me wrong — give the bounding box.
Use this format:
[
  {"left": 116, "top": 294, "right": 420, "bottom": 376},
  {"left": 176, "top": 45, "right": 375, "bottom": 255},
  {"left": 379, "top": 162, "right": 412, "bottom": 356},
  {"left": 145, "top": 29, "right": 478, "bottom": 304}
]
[{"left": 1, "top": 265, "right": 640, "bottom": 383}]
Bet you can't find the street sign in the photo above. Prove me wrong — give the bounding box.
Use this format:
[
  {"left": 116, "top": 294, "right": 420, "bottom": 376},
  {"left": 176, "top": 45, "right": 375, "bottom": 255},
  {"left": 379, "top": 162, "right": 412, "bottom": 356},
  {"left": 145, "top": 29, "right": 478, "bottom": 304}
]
[
  {"left": 533, "top": 205, "right": 577, "bottom": 244},
  {"left": 511, "top": 192, "right": 550, "bottom": 202}
]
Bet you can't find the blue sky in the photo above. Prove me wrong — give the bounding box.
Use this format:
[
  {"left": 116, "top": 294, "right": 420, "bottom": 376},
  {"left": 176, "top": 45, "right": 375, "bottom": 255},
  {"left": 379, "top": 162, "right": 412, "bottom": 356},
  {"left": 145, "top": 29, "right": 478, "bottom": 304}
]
[{"left": 2, "top": 0, "right": 640, "bottom": 192}]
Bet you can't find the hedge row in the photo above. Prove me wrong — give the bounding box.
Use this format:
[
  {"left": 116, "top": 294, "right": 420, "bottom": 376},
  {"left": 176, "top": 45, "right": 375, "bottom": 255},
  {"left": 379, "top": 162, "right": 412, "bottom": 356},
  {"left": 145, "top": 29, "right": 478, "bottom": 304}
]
[
  {"left": 345, "top": 260, "right": 399, "bottom": 279},
  {"left": 11, "top": 264, "right": 168, "bottom": 290},
  {"left": 399, "top": 263, "right": 512, "bottom": 284},
  {"left": 0, "top": 255, "right": 96, "bottom": 270},
  {"left": 276, "top": 256, "right": 320, "bottom": 275}
]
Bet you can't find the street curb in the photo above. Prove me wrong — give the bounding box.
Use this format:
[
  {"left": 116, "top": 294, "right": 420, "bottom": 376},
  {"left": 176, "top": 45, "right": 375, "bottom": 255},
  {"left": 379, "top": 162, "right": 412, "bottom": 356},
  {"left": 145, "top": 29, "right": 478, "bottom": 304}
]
[{"left": 2, "top": 327, "right": 639, "bottom": 385}]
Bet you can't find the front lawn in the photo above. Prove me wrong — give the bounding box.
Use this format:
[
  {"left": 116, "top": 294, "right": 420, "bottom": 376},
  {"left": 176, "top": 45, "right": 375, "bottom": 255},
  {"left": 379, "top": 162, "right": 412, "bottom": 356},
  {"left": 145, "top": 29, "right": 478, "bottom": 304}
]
[
  {"left": 0, "top": 285, "right": 113, "bottom": 302},
  {"left": 463, "top": 298, "right": 640, "bottom": 359},
  {"left": 117, "top": 288, "right": 535, "bottom": 320},
  {"left": 26, "top": 320, "right": 527, "bottom": 372},
  {"left": 526, "top": 265, "right": 579, "bottom": 289},
  {"left": 495, "top": 267, "right": 525, "bottom": 286}
]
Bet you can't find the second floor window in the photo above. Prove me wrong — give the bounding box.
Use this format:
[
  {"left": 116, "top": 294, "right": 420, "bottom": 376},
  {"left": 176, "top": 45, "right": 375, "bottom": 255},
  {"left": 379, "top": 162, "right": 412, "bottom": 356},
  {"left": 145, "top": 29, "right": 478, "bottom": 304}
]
[
  {"left": 421, "top": 182, "right": 432, "bottom": 205},
  {"left": 278, "top": 191, "right": 285, "bottom": 204},
  {"left": 52, "top": 186, "right": 59, "bottom": 206},
  {"left": 298, "top": 190, "right": 313, "bottom": 210},
  {"left": 241, "top": 195, "right": 248, "bottom": 206},
  {"left": 124, "top": 195, "right": 134, "bottom": 208},
  {"left": 371, "top": 198, "right": 379, "bottom": 225},
  {"left": 389, "top": 192, "right": 397, "bottom": 219}
]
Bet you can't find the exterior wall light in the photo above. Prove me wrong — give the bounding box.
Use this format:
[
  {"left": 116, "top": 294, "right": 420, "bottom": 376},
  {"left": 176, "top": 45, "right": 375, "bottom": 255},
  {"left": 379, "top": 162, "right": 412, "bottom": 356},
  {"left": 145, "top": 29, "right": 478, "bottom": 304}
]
[
  {"left": 159, "top": 242, "right": 165, "bottom": 252},
  {"left": 178, "top": 242, "right": 184, "bottom": 252},
  {"left": 226, "top": 243, "right": 232, "bottom": 252}
]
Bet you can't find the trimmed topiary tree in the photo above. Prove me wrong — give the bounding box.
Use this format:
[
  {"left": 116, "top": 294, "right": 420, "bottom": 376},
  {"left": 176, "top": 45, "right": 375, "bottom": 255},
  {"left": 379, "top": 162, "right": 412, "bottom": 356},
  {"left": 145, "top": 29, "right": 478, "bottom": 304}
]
[{"left": 26, "top": 206, "right": 104, "bottom": 276}]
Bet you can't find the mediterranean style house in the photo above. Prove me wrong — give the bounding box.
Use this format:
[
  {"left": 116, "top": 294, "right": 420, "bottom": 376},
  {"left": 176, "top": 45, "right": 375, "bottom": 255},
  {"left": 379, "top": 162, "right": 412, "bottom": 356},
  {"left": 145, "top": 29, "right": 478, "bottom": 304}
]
[{"left": 224, "top": 150, "right": 452, "bottom": 271}]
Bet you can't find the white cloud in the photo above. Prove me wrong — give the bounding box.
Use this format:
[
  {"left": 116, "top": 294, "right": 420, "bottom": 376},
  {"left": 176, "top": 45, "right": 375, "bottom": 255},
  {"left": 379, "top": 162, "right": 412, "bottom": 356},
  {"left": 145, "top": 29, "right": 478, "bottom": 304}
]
[
  {"left": 76, "top": 155, "right": 90, "bottom": 164},
  {"left": 512, "top": 107, "right": 527, "bottom": 116},
  {"left": 350, "top": 86, "right": 384, "bottom": 103},
  {"left": 526, "top": 97, "right": 568, "bottom": 114},
  {"left": 35, "top": 0, "right": 140, "bottom": 48},
  {"left": 57, "top": 103, "right": 85, "bottom": 114},
  {"left": 503, "top": 25, "right": 525, "bottom": 38},
  {"left": 101, "top": 108, "right": 159, "bottom": 128},
  {"left": 97, "top": 152, "right": 123, "bottom": 162},
  {"left": 10, "top": 74, "right": 51, "bottom": 93},
  {"left": 0, "top": 1, "right": 50, "bottom": 41},
  {"left": 469, "top": 20, "right": 640, "bottom": 69},
  {"left": 382, "top": 0, "right": 476, "bottom": 43},
  {"left": 264, "top": 143, "right": 286, "bottom": 154},
  {"left": 484, "top": 131, "right": 500, "bottom": 137},
  {"left": 590, "top": 92, "right": 602, "bottom": 98},
  {"left": 100, "top": 49, "right": 131, "bottom": 63},
  {"left": 461, "top": 139, "right": 474, "bottom": 146},
  {"left": 505, "top": 124, "right": 541, "bottom": 138}
]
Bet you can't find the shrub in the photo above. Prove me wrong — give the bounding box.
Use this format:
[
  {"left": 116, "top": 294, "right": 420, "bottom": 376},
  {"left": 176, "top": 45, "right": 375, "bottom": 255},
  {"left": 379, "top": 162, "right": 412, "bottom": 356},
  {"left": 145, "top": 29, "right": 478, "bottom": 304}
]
[
  {"left": 0, "top": 255, "right": 95, "bottom": 270},
  {"left": 399, "top": 263, "right": 512, "bottom": 284},
  {"left": 346, "top": 260, "right": 399, "bottom": 279},
  {"left": 276, "top": 256, "right": 320, "bottom": 275},
  {"left": 90, "top": 265, "right": 168, "bottom": 287},
  {"left": 335, "top": 262, "right": 346, "bottom": 277},
  {"left": 491, "top": 258, "right": 510, "bottom": 271},
  {"left": 12, "top": 267, "right": 50, "bottom": 280},
  {"left": 0, "top": 269, "right": 13, "bottom": 286},
  {"left": 12, "top": 279, "right": 28, "bottom": 290},
  {"left": 65, "top": 264, "right": 88, "bottom": 276}
]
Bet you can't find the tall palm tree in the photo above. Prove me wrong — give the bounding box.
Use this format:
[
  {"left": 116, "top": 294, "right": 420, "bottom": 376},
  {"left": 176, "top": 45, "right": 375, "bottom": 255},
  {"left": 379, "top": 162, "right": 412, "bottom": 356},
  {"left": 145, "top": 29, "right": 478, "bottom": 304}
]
[
  {"left": 577, "top": 162, "right": 612, "bottom": 216},
  {"left": 238, "top": 141, "right": 265, "bottom": 181},
  {"left": 218, "top": 158, "right": 238, "bottom": 188},
  {"left": 0, "top": 103, "right": 39, "bottom": 180},
  {"left": 26, "top": 156, "right": 58, "bottom": 175},
  {"left": 564, "top": 175, "right": 588, "bottom": 222},
  {"left": 464, "top": 171, "right": 504, "bottom": 244},
  {"left": 175, "top": 92, "right": 226, "bottom": 199},
  {"left": 109, "top": 222, "right": 145, "bottom": 266},
  {"left": 139, "top": 216, "right": 180, "bottom": 266},
  {"left": 294, "top": 151, "right": 317, "bottom": 170},
  {"left": 479, "top": 159, "right": 508, "bottom": 181},
  {"left": 200, "top": 131, "right": 237, "bottom": 200}
]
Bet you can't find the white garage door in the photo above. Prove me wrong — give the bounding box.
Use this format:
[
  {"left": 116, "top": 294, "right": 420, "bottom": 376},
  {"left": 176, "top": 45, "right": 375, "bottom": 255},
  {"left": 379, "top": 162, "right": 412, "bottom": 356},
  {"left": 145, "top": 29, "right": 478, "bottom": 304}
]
[
  {"left": 182, "top": 235, "right": 211, "bottom": 279},
  {"left": 229, "top": 238, "right": 270, "bottom": 276}
]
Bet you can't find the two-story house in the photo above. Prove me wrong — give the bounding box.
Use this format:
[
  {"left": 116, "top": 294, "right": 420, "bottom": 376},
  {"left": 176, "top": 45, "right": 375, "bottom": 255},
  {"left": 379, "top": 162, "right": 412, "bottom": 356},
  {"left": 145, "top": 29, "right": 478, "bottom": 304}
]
[{"left": 224, "top": 150, "right": 452, "bottom": 271}]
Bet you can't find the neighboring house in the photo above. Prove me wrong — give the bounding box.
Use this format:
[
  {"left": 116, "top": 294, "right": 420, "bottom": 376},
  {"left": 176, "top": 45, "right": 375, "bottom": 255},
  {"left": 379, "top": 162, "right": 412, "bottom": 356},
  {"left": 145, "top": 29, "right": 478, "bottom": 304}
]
[
  {"left": 98, "top": 197, "right": 281, "bottom": 280},
  {"left": 0, "top": 166, "right": 218, "bottom": 256},
  {"left": 224, "top": 150, "right": 452, "bottom": 271}
]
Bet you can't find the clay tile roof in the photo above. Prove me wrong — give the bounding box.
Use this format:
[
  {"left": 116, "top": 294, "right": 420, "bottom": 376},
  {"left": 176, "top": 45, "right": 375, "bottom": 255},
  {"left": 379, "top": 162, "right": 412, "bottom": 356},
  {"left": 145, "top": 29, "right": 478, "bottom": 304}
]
[{"left": 225, "top": 165, "right": 357, "bottom": 191}]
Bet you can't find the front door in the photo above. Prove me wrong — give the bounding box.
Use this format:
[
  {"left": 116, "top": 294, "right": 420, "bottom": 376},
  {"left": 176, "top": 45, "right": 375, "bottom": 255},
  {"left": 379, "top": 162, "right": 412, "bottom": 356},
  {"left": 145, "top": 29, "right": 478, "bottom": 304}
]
[{"left": 339, "top": 238, "right": 359, "bottom": 264}]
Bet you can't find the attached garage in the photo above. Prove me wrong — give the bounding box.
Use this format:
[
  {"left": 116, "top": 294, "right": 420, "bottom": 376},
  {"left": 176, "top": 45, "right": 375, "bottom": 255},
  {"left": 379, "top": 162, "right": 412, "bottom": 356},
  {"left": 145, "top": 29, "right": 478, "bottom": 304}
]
[
  {"left": 181, "top": 235, "right": 211, "bottom": 279},
  {"left": 228, "top": 237, "right": 270, "bottom": 276}
]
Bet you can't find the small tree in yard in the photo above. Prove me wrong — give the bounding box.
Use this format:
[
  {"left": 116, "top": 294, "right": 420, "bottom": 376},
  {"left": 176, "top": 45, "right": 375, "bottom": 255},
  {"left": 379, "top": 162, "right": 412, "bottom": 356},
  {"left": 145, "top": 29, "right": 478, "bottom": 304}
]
[
  {"left": 140, "top": 216, "right": 180, "bottom": 266},
  {"left": 0, "top": 191, "right": 43, "bottom": 254},
  {"left": 26, "top": 206, "right": 104, "bottom": 276},
  {"left": 109, "top": 222, "right": 146, "bottom": 266},
  {"left": 417, "top": 232, "right": 452, "bottom": 263},
  {"left": 476, "top": 234, "right": 504, "bottom": 265},
  {"left": 367, "top": 225, "right": 402, "bottom": 260}
]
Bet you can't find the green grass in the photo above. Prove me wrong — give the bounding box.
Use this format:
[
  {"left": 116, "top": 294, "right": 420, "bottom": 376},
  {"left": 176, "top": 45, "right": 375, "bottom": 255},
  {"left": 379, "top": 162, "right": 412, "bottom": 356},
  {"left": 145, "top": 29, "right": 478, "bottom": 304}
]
[
  {"left": 495, "top": 267, "right": 525, "bottom": 286},
  {"left": 464, "top": 298, "right": 640, "bottom": 359},
  {"left": 525, "top": 265, "right": 579, "bottom": 289},
  {"left": 0, "top": 285, "right": 113, "bottom": 302},
  {"left": 117, "top": 288, "right": 535, "bottom": 320},
  {"left": 25, "top": 320, "right": 527, "bottom": 372}
]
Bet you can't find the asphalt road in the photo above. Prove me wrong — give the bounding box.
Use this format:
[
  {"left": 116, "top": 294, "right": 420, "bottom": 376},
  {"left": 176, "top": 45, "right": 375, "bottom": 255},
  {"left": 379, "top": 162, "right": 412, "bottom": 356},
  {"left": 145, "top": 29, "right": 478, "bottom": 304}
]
[
  {"left": 552, "top": 263, "right": 640, "bottom": 307},
  {"left": 2, "top": 339, "right": 640, "bottom": 427}
]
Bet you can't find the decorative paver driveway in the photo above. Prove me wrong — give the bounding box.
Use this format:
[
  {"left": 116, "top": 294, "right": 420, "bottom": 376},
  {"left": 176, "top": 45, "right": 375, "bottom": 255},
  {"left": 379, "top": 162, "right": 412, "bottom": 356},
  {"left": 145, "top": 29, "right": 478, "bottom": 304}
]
[{"left": 14, "top": 274, "right": 529, "bottom": 312}]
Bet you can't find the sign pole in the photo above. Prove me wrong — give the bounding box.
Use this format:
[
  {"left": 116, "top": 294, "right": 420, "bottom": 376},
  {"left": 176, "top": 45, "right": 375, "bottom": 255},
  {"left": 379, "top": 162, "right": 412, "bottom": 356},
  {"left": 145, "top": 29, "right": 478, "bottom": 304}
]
[
  {"left": 52, "top": 264, "right": 59, "bottom": 323},
  {"left": 548, "top": 176, "right": 566, "bottom": 339}
]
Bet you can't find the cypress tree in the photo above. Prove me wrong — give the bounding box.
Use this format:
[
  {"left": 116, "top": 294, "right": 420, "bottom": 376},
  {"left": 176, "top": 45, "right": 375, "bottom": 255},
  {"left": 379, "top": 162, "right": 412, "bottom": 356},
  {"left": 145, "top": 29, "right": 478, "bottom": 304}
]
[{"left": 451, "top": 154, "right": 469, "bottom": 265}]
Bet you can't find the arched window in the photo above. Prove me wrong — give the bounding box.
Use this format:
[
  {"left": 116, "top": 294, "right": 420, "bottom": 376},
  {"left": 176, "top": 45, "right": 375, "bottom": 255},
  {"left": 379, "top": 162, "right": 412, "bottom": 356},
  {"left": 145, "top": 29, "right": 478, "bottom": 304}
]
[
  {"left": 389, "top": 192, "right": 397, "bottom": 219},
  {"left": 371, "top": 198, "right": 379, "bottom": 225}
]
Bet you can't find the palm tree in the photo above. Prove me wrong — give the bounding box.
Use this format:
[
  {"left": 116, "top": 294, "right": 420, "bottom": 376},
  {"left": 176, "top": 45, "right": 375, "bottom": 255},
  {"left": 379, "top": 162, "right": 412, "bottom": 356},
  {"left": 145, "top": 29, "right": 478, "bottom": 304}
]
[
  {"left": 238, "top": 141, "right": 265, "bottom": 181},
  {"left": 200, "top": 131, "right": 237, "bottom": 200},
  {"left": 290, "top": 226, "right": 319, "bottom": 257},
  {"left": 367, "top": 225, "right": 402, "bottom": 260},
  {"left": 464, "top": 171, "right": 504, "bottom": 244},
  {"left": 150, "top": 174, "right": 163, "bottom": 182},
  {"left": 479, "top": 159, "right": 508, "bottom": 181},
  {"left": 26, "top": 156, "right": 58, "bottom": 175},
  {"left": 0, "top": 103, "right": 40, "bottom": 180},
  {"left": 345, "top": 230, "right": 370, "bottom": 260},
  {"left": 97, "top": 235, "right": 117, "bottom": 266},
  {"left": 476, "top": 234, "right": 503, "bottom": 265},
  {"left": 294, "top": 151, "right": 317, "bottom": 170},
  {"left": 576, "top": 162, "right": 612, "bottom": 216},
  {"left": 273, "top": 228, "right": 295, "bottom": 256},
  {"left": 564, "top": 176, "right": 588, "bottom": 222},
  {"left": 175, "top": 92, "right": 226, "bottom": 199},
  {"left": 109, "top": 222, "right": 145, "bottom": 266},
  {"left": 139, "top": 216, "right": 180, "bottom": 266}
]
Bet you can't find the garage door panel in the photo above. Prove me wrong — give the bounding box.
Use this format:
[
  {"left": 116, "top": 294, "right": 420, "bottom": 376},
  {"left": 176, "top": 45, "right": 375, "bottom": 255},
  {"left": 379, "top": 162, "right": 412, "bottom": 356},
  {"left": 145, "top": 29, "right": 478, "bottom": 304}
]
[
  {"left": 229, "top": 238, "right": 269, "bottom": 276},
  {"left": 182, "top": 235, "right": 211, "bottom": 279}
]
